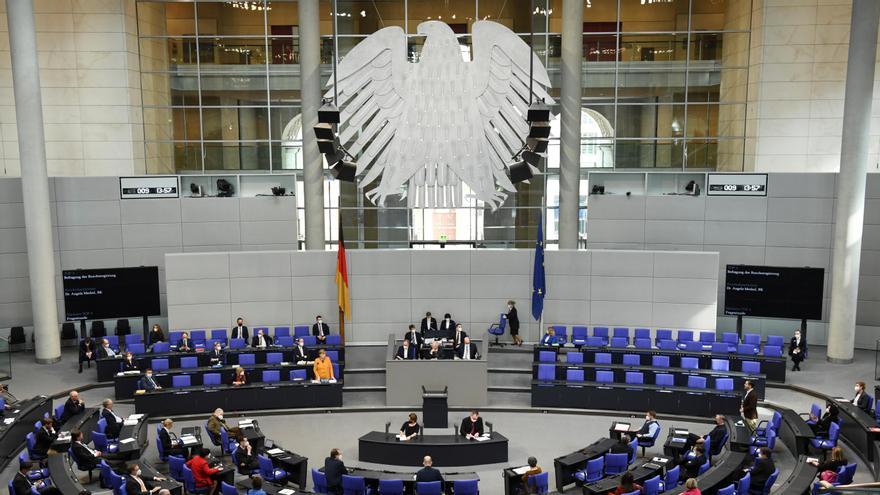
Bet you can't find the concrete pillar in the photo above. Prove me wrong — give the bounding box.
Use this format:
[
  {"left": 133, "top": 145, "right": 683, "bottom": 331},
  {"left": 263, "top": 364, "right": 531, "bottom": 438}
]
[
  {"left": 558, "top": 0, "right": 583, "bottom": 249},
  {"left": 827, "top": 0, "right": 880, "bottom": 364},
  {"left": 299, "top": 0, "right": 326, "bottom": 250},
  {"left": 6, "top": 0, "right": 61, "bottom": 364}
]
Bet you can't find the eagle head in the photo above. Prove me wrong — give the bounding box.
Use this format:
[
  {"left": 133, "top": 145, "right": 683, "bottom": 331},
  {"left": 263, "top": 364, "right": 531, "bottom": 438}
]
[{"left": 416, "top": 20, "right": 456, "bottom": 39}]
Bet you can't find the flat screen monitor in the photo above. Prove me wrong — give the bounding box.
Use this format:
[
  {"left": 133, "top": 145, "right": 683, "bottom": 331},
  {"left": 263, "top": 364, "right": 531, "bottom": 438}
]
[
  {"left": 62, "top": 267, "right": 160, "bottom": 321},
  {"left": 724, "top": 265, "right": 824, "bottom": 320}
]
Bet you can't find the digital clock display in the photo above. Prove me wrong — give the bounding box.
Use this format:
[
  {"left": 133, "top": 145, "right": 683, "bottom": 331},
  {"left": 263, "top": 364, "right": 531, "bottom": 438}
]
[
  {"left": 119, "top": 176, "right": 180, "bottom": 199},
  {"left": 706, "top": 174, "right": 768, "bottom": 197}
]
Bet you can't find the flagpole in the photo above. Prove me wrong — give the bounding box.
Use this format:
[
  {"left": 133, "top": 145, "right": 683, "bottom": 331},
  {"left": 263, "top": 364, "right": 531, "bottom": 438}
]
[{"left": 338, "top": 210, "right": 346, "bottom": 345}]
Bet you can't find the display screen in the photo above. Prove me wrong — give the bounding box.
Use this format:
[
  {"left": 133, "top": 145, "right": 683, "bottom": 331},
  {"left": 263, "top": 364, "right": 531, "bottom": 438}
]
[
  {"left": 724, "top": 264, "right": 824, "bottom": 320},
  {"left": 62, "top": 267, "right": 161, "bottom": 321}
]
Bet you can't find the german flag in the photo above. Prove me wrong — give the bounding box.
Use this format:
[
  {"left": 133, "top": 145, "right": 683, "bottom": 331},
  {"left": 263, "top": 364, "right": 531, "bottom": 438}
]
[{"left": 336, "top": 224, "right": 351, "bottom": 322}]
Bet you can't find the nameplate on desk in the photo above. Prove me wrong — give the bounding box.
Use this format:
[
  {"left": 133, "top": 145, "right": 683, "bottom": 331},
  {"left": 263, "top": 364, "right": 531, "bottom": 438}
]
[
  {"left": 119, "top": 438, "right": 135, "bottom": 444},
  {"left": 674, "top": 429, "right": 689, "bottom": 435},
  {"left": 129, "top": 414, "right": 145, "bottom": 420},
  {"left": 123, "top": 419, "right": 139, "bottom": 426},
  {"left": 267, "top": 448, "right": 285, "bottom": 456},
  {"left": 652, "top": 457, "right": 668, "bottom": 464},
  {"left": 512, "top": 466, "right": 530, "bottom": 475}
]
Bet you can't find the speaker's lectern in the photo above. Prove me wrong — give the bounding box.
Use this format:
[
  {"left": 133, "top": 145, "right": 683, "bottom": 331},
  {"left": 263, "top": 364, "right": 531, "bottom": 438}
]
[{"left": 422, "top": 386, "right": 448, "bottom": 428}]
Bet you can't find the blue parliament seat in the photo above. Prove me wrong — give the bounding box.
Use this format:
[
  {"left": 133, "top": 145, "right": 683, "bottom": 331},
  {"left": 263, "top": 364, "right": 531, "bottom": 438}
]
[
  {"left": 737, "top": 472, "right": 750, "bottom": 495},
  {"left": 327, "top": 335, "right": 342, "bottom": 345},
  {"left": 203, "top": 373, "right": 221, "bottom": 386},
  {"left": 566, "top": 369, "right": 585, "bottom": 382},
  {"left": 183, "top": 464, "right": 210, "bottom": 494},
  {"left": 220, "top": 482, "right": 237, "bottom": 495},
  {"left": 128, "top": 343, "right": 146, "bottom": 355},
  {"left": 594, "top": 353, "right": 612, "bottom": 365},
  {"left": 634, "top": 338, "right": 652, "bottom": 349},
  {"left": 180, "top": 356, "right": 198, "bottom": 368},
  {"left": 717, "top": 484, "right": 735, "bottom": 495},
  {"left": 592, "top": 327, "right": 610, "bottom": 344},
  {"left": 634, "top": 328, "right": 650, "bottom": 340},
  {"left": 571, "top": 326, "right": 588, "bottom": 345},
  {"left": 453, "top": 479, "right": 480, "bottom": 495},
  {"left": 643, "top": 475, "right": 662, "bottom": 495},
  {"left": 294, "top": 325, "right": 310, "bottom": 337},
  {"left": 312, "top": 469, "right": 328, "bottom": 493},
  {"left": 683, "top": 341, "right": 703, "bottom": 352},
  {"left": 378, "top": 479, "right": 404, "bottom": 495},
  {"left": 290, "top": 369, "right": 307, "bottom": 381},
  {"left": 567, "top": 352, "right": 584, "bottom": 364},
  {"left": 699, "top": 331, "right": 715, "bottom": 344},
  {"left": 124, "top": 334, "right": 142, "bottom": 347},
  {"left": 168, "top": 455, "right": 185, "bottom": 481},
  {"left": 238, "top": 353, "right": 256, "bottom": 366},
  {"left": 612, "top": 327, "right": 630, "bottom": 342},
  {"left": 153, "top": 342, "right": 171, "bottom": 353},
  {"left": 262, "top": 370, "right": 280, "bottom": 383},
  {"left": 585, "top": 336, "right": 606, "bottom": 347},
  {"left": 651, "top": 356, "right": 670, "bottom": 368},
  {"left": 749, "top": 429, "right": 776, "bottom": 456},
  {"left": 711, "top": 342, "right": 730, "bottom": 354},
  {"left": 151, "top": 358, "right": 169, "bottom": 371},
  {"left": 766, "top": 335, "right": 784, "bottom": 348},
  {"left": 342, "top": 474, "right": 368, "bottom": 495},
  {"left": 229, "top": 338, "right": 247, "bottom": 349},
  {"left": 274, "top": 326, "right": 291, "bottom": 338},
  {"left": 610, "top": 337, "right": 628, "bottom": 348},
  {"left": 553, "top": 326, "right": 568, "bottom": 344},
  {"left": 764, "top": 346, "right": 783, "bottom": 357},
  {"left": 625, "top": 372, "right": 643, "bottom": 385},
  {"left": 655, "top": 329, "right": 673, "bottom": 346},
  {"left": 266, "top": 352, "right": 283, "bottom": 364},
  {"left": 664, "top": 465, "right": 680, "bottom": 488},
  {"left": 810, "top": 421, "right": 840, "bottom": 452},
  {"left": 655, "top": 374, "right": 674, "bottom": 386},
  {"left": 302, "top": 336, "right": 318, "bottom": 346},
  {"left": 741, "top": 361, "right": 761, "bottom": 374},
  {"left": 716, "top": 378, "right": 734, "bottom": 391},
  {"left": 762, "top": 469, "right": 780, "bottom": 495},
  {"left": 575, "top": 456, "right": 604, "bottom": 483},
  {"left": 697, "top": 458, "right": 711, "bottom": 476},
  {"left": 526, "top": 472, "right": 548, "bottom": 494},
  {"left": 711, "top": 359, "right": 730, "bottom": 371},
  {"left": 596, "top": 371, "right": 613, "bottom": 383},
  {"left": 658, "top": 340, "right": 678, "bottom": 350},
  {"left": 415, "top": 481, "right": 442, "bottom": 495},
  {"left": 171, "top": 375, "right": 191, "bottom": 388},
  {"left": 488, "top": 313, "right": 506, "bottom": 346},
  {"left": 190, "top": 330, "right": 206, "bottom": 347},
  {"left": 604, "top": 453, "right": 628, "bottom": 474},
  {"left": 211, "top": 329, "right": 227, "bottom": 344},
  {"left": 105, "top": 336, "right": 120, "bottom": 352},
  {"left": 538, "top": 364, "right": 555, "bottom": 381},
  {"left": 622, "top": 354, "right": 640, "bottom": 366},
  {"left": 687, "top": 376, "right": 707, "bottom": 389},
  {"left": 681, "top": 357, "right": 698, "bottom": 369},
  {"left": 277, "top": 336, "right": 294, "bottom": 347},
  {"left": 677, "top": 330, "right": 694, "bottom": 345}
]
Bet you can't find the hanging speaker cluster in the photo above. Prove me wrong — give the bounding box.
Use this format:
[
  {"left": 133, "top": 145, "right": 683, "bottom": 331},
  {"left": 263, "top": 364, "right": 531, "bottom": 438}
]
[
  {"left": 507, "top": 101, "right": 552, "bottom": 184},
  {"left": 313, "top": 101, "right": 357, "bottom": 182}
]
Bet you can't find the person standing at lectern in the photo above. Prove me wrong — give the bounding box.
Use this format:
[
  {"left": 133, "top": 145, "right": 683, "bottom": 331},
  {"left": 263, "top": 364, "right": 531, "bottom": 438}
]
[
  {"left": 506, "top": 300, "right": 522, "bottom": 346},
  {"left": 439, "top": 314, "right": 456, "bottom": 339},
  {"left": 404, "top": 324, "right": 424, "bottom": 348},
  {"left": 399, "top": 413, "right": 421, "bottom": 440},
  {"left": 314, "top": 349, "right": 335, "bottom": 380},
  {"left": 452, "top": 324, "right": 468, "bottom": 352},
  {"left": 232, "top": 317, "right": 249, "bottom": 341},
  {"left": 415, "top": 456, "right": 444, "bottom": 483},
  {"left": 457, "top": 337, "right": 480, "bottom": 360},
  {"left": 312, "top": 315, "right": 330, "bottom": 344},
  {"left": 460, "top": 410, "right": 484, "bottom": 438},
  {"left": 396, "top": 338, "right": 418, "bottom": 360},
  {"left": 741, "top": 380, "right": 758, "bottom": 431},
  {"left": 789, "top": 329, "right": 805, "bottom": 371},
  {"left": 421, "top": 312, "right": 438, "bottom": 336}
]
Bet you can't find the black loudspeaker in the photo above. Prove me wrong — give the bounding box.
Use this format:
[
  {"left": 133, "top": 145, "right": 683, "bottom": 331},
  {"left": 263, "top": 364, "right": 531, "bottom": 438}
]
[
  {"left": 331, "top": 160, "right": 357, "bottom": 182},
  {"left": 508, "top": 160, "right": 534, "bottom": 183},
  {"left": 318, "top": 102, "right": 340, "bottom": 124},
  {"left": 314, "top": 123, "right": 335, "bottom": 140}
]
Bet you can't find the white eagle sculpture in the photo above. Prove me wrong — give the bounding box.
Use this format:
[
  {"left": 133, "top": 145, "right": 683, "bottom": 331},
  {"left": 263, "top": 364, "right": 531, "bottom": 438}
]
[{"left": 326, "top": 20, "right": 554, "bottom": 209}]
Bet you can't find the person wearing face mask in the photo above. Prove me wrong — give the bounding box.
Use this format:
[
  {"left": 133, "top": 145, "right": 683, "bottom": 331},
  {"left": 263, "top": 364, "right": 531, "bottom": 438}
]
[
  {"left": 506, "top": 300, "right": 522, "bottom": 346},
  {"left": 635, "top": 410, "right": 660, "bottom": 441},
  {"left": 251, "top": 328, "right": 272, "bottom": 348},
  {"left": 231, "top": 317, "right": 249, "bottom": 341},
  {"left": 396, "top": 338, "right": 418, "bottom": 360},
  {"left": 293, "top": 338, "right": 309, "bottom": 362},
  {"left": 234, "top": 437, "right": 259, "bottom": 474},
  {"left": 404, "top": 324, "right": 424, "bottom": 349},
  {"left": 440, "top": 313, "right": 457, "bottom": 340},
  {"left": 452, "top": 324, "right": 468, "bottom": 351},
  {"left": 809, "top": 400, "right": 839, "bottom": 436},
  {"left": 137, "top": 369, "right": 161, "bottom": 391},
  {"left": 852, "top": 381, "right": 870, "bottom": 413},
  {"left": 98, "top": 338, "right": 117, "bottom": 358},
  {"left": 421, "top": 312, "right": 438, "bottom": 336},
  {"left": 207, "top": 409, "right": 241, "bottom": 441},
  {"left": 456, "top": 336, "right": 480, "bottom": 360},
  {"left": 121, "top": 352, "right": 138, "bottom": 372},
  {"left": 312, "top": 316, "right": 331, "bottom": 344},
  {"left": 125, "top": 463, "right": 166, "bottom": 495},
  {"left": 148, "top": 324, "right": 165, "bottom": 346},
  {"left": 208, "top": 341, "right": 224, "bottom": 366},
  {"left": 789, "top": 329, "right": 805, "bottom": 371}
]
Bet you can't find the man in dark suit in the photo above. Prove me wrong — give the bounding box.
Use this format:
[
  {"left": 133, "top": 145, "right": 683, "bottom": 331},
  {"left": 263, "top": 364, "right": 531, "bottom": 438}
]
[
  {"left": 101, "top": 399, "right": 124, "bottom": 439},
  {"left": 13, "top": 462, "right": 62, "bottom": 495},
  {"left": 33, "top": 418, "right": 57, "bottom": 457},
  {"left": 452, "top": 324, "right": 468, "bottom": 351},
  {"left": 78, "top": 337, "right": 95, "bottom": 373},
  {"left": 456, "top": 337, "right": 480, "bottom": 360},
  {"left": 232, "top": 317, "right": 249, "bottom": 341},
  {"left": 312, "top": 316, "right": 331, "bottom": 344},
  {"left": 679, "top": 445, "right": 706, "bottom": 480},
  {"left": 293, "top": 338, "right": 309, "bottom": 361},
  {"left": 70, "top": 429, "right": 102, "bottom": 470},
  {"left": 324, "top": 448, "right": 347, "bottom": 495},
  {"left": 158, "top": 419, "right": 185, "bottom": 457},
  {"left": 810, "top": 401, "right": 840, "bottom": 436},
  {"left": 415, "top": 456, "right": 444, "bottom": 483},
  {"left": 137, "top": 369, "right": 161, "bottom": 391},
  {"left": 788, "top": 329, "right": 805, "bottom": 371},
  {"left": 748, "top": 447, "right": 776, "bottom": 495},
  {"left": 404, "top": 324, "right": 424, "bottom": 348},
  {"left": 439, "top": 314, "right": 456, "bottom": 339},
  {"left": 686, "top": 414, "right": 728, "bottom": 455},
  {"left": 177, "top": 332, "right": 192, "bottom": 352},
  {"left": 420, "top": 312, "right": 437, "bottom": 335},
  {"left": 609, "top": 435, "right": 632, "bottom": 454},
  {"left": 234, "top": 437, "right": 259, "bottom": 474},
  {"left": 98, "top": 338, "right": 117, "bottom": 358},
  {"left": 459, "top": 410, "right": 484, "bottom": 438},
  {"left": 60, "top": 390, "right": 85, "bottom": 424},
  {"left": 124, "top": 463, "right": 166, "bottom": 495},
  {"left": 208, "top": 341, "right": 224, "bottom": 366},
  {"left": 852, "top": 381, "right": 870, "bottom": 412},
  {"left": 741, "top": 380, "right": 758, "bottom": 431},
  {"left": 251, "top": 328, "right": 273, "bottom": 348},
  {"left": 396, "top": 339, "right": 418, "bottom": 360}
]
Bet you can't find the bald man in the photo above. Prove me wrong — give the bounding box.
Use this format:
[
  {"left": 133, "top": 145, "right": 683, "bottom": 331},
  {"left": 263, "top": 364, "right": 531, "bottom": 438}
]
[
  {"left": 60, "top": 391, "right": 85, "bottom": 423},
  {"left": 415, "top": 456, "right": 444, "bottom": 483}
]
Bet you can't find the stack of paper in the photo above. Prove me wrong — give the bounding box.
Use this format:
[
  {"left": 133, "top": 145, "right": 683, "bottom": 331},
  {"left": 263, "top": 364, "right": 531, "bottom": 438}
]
[
  {"left": 123, "top": 419, "right": 139, "bottom": 426},
  {"left": 512, "top": 466, "right": 530, "bottom": 475}
]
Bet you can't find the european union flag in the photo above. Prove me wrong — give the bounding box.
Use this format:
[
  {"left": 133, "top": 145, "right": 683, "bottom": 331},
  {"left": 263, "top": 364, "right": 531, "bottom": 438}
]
[{"left": 531, "top": 216, "right": 546, "bottom": 321}]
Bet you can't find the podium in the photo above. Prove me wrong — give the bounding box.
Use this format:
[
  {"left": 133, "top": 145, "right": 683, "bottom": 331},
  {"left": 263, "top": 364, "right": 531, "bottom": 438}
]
[{"left": 422, "top": 386, "right": 448, "bottom": 428}]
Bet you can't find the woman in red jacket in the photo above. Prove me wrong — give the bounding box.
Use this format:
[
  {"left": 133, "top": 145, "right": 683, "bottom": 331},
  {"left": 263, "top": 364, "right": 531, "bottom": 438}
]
[{"left": 185, "top": 448, "right": 220, "bottom": 495}]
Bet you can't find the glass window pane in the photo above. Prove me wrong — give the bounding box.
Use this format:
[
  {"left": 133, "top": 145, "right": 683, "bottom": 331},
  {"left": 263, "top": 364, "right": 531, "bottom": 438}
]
[
  {"left": 335, "top": 1, "right": 406, "bottom": 34},
  {"left": 615, "top": 140, "right": 684, "bottom": 168},
  {"left": 199, "top": 75, "right": 269, "bottom": 103},
  {"left": 137, "top": 2, "right": 196, "bottom": 37},
  {"left": 715, "top": 103, "right": 746, "bottom": 138},
  {"left": 197, "top": 37, "right": 268, "bottom": 66},
  {"left": 685, "top": 139, "right": 718, "bottom": 169},
  {"left": 145, "top": 141, "right": 179, "bottom": 174},
  {"left": 617, "top": 69, "right": 686, "bottom": 99},
  {"left": 203, "top": 142, "right": 271, "bottom": 171},
  {"left": 684, "top": 104, "right": 717, "bottom": 138},
  {"left": 619, "top": 34, "right": 687, "bottom": 62},
  {"left": 196, "top": 2, "right": 268, "bottom": 36},
  {"left": 713, "top": 138, "right": 745, "bottom": 171},
  {"left": 719, "top": 32, "right": 749, "bottom": 67},
  {"left": 408, "top": 0, "right": 476, "bottom": 33},
  {"left": 201, "top": 106, "right": 269, "bottom": 141},
  {"left": 144, "top": 107, "right": 174, "bottom": 142},
  {"left": 619, "top": 0, "right": 690, "bottom": 32},
  {"left": 615, "top": 104, "right": 686, "bottom": 139}
]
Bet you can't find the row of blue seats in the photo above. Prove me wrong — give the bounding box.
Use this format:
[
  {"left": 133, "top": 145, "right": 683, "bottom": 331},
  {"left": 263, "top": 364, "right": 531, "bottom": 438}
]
[
  {"left": 546, "top": 326, "right": 785, "bottom": 351},
  {"left": 102, "top": 335, "right": 340, "bottom": 355},
  {"left": 152, "top": 368, "right": 322, "bottom": 388},
  {"left": 143, "top": 350, "right": 341, "bottom": 371},
  {"left": 539, "top": 351, "right": 764, "bottom": 374},
  {"left": 536, "top": 363, "right": 739, "bottom": 390},
  {"left": 312, "top": 471, "right": 486, "bottom": 495}
]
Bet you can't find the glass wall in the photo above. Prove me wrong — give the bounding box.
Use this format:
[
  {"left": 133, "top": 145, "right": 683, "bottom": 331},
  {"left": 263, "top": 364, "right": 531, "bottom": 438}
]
[{"left": 138, "top": 0, "right": 750, "bottom": 247}]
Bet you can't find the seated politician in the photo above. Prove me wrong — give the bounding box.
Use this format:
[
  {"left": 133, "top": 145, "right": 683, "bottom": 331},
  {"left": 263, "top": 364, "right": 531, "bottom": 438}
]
[
  {"left": 98, "top": 338, "right": 117, "bottom": 358},
  {"left": 539, "top": 327, "right": 558, "bottom": 346},
  {"left": 679, "top": 445, "right": 707, "bottom": 480},
  {"left": 60, "top": 390, "right": 86, "bottom": 423},
  {"left": 748, "top": 448, "right": 775, "bottom": 495},
  {"left": 404, "top": 324, "right": 424, "bottom": 348},
  {"left": 208, "top": 341, "right": 224, "bottom": 365},
  {"left": 609, "top": 435, "right": 632, "bottom": 454},
  {"left": 101, "top": 399, "right": 124, "bottom": 438},
  {"left": 686, "top": 414, "right": 727, "bottom": 455},
  {"left": 159, "top": 418, "right": 185, "bottom": 457},
  {"left": 293, "top": 338, "right": 309, "bottom": 361},
  {"left": 809, "top": 401, "right": 839, "bottom": 436},
  {"left": 399, "top": 413, "right": 421, "bottom": 441},
  {"left": 460, "top": 410, "right": 485, "bottom": 439},
  {"left": 78, "top": 336, "right": 95, "bottom": 373},
  {"left": 416, "top": 456, "right": 444, "bottom": 484},
  {"left": 33, "top": 418, "right": 57, "bottom": 457},
  {"left": 635, "top": 410, "right": 660, "bottom": 441},
  {"left": 125, "top": 462, "right": 166, "bottom": 495},
  {"left": 148, "top": 324, "right": 165, "bottom": 346},
  {"left": 324, "top": 448, "right": 347, "bottom": 495},
  {"left": 396, "top": 338, "right": 418, "bottom": 360},
  {"left": 232, "top": 366, "right": 247, "bottom": 386},
  {"left": 313, "top": 348, "right": 335, "bottom": 381},
  {"left": 185, "top": 448, "right": 220, "bottom": 495},
  {"left": 207, "top": 408, "right": 241, "bottom": 440},
  {"left": 121, "top": 352, "right": 138, "bottom": 371},
  {"left": 71, "top": 429, "right": 102, "bottom": 470},
  {"left": 425, "top": 340, "right": 443, "bottom": 360},
  {"left": 137, "top": 369, "right": 161, "bottom": 391},
  {"left": 251, "top": 328, "right": 272, "bottom": 348},
  {"left": 234, "top": 437, "right": 259, "bottom": 474},
  {"left": 456, "top": 336, "right": 480, "bottom": 360},
  {"left": 177, "top": 332, "right": 193, "bottom": 352},
  {"left": 13, "top": 462, "right": 63, "bottom": 495}
]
